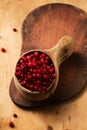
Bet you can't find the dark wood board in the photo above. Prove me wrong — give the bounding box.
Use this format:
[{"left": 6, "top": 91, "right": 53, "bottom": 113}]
[{"left": 10, "top": 3, "right": 87, "bottom": 108}]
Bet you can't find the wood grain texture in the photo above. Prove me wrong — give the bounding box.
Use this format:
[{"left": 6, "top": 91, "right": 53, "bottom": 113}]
[{"left": 0, "top": 0, "right": 87, "bottom": 130}]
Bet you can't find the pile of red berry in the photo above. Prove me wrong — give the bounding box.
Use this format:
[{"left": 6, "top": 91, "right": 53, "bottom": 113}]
[{"left": 15, "top": 51, "right": 56, "bottom": 92}]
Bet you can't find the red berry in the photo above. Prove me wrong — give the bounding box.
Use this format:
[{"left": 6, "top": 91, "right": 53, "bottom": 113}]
[
  {"left": 37, "top": 69, "right": 41, "bottom": 73},
  {"left": 34, "top": 51, "right": 39, "bottom": 57},
  {"left": 47, "top": 65, "right": 50, "bottom": 69},
  {"left": 27, "top": 74, "right": 32, "bottom": 79},
  {"left": 45, "top": 56, "right": 49, "bottom": 60},
  {"left": 21, "top": 80, "right": 27, "bottom": 86},
  {"left": 42, "top": 87, "right": 47, "bottom": 91},
  {"left": 40, "top": 53, "right": 45, "bottom": 58},
  {"left": 43, "top": 68, "right": 47, "bottom": 73},
  {"left": 52, "top": 73, "right": 56, "bottom": 78},
  {"left": 20, "top": 73, "right": 24, "bottom": 78},
  {"left": 43, "top": 64, "right": 46, "bottom": 68},
  {"left": 49, "top": 68, "right": 55, "bottom": 73},
  {"left": 32, "top": 57, "right": 36, "bottom": 62},
  {"left": 28, "top": 62, "right": 33, "bottom": 67},
  {"left": 32, "top": 73, "right": 37, "bottom": 78},
  {"left": 40, "top": 58, "right": 44, "bottom": 63},
  {"left": 15, "top": 71, "right": 21, "bottom": 77},
  {"left": 36, "top": 80, "right": 41, "bottom": 85},
  {"left": 13, "top": 113, "right": 18, "bottom": 118},
  {"left": 15, "top": 51, "right": 56, "bottom": 92},
  {"left": 43, "top": 74, "right": 48, "bottom": 79},
  {"left": 33, "top": 62, "right": 37, "bottom": 67},
  {"left": 34, "top": 86, "right": 38, "bottom": 91},
  {"left": 43, "top": 82, "right": 47, "bottom": 85},
  {"left": 30, "top": 54, "right": 34, "bottom": 58},
  {"left": 50, "top": 78, "right": 53, "bottom": 82},
  {"left": 29, "top": 84, "right": 34, "bottom": 91},
  {"left": 30, "top": 68, "right": 33, "bottom": 72},
  {"left": 16, "top": 66, "right": 21, "bottom": 71},
  {"left": 1, "top": 48, "right": 6, "bottom": 53},
  {"left": 9, "top": 121, "right": 15, "bottom": 128},
  {"left": 26, "top": 55, "right": 31, "bottom": 60},
  {"left": 38, "top": 88, "right": 43, "bottom": 92},
  {"left": 13, "top": 28, "right": 17, "bottom": 32},
  {"left": 33, "top": 69, "right": 37, "bottom": 73}
]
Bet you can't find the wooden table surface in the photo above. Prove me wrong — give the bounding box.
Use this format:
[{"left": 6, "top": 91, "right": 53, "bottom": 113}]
[{"left": 0, "top": 0, "right": 87, "bottom": 130}]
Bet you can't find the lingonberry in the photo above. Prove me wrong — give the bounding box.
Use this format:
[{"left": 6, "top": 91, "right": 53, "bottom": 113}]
[
  {"left": 26, "top": 55, "right": 31, "bottom": 60},
  {"left": 45, "top": 56, "right": 49, "bottom": 61},
  {"left": 21, "top": 81, "right": 27, "bottom": 86},
  {"left": 52, "top": 73, "right": 56, "bottom": 78},
  {"left": 30, "top": 68, "right": 33, "bottom": 72},
  {"left": 20, "top": 73, "right": 24, "bottom": 78},
  {"left": 40, "top": 53, "right": 45, "bottom": 58},
  {"left": 38, "top": 88, "right": 43, "bottom": 92},
  {"left": 20, "top": 59, "right": 23, "bottom": 63},
  {"left": 40, "top": 58, "right": 44, "bottom": 63},
  {"left": 33, "top": 61, "right": 37, "bottom": 67},
  {"left": 37, "top": 69, "right": 41, "bottom": 73},
  {"left": 34, "top": 51, "right": 39, "bottom": 57},
  {"left": 42, "top": 86, "right": 47, "bottom": 91},
  {"left": 13, "top": 28, "right": 17, "bottom": 32},
  {"left": 49, "top": 68, "right": 55, "bottom": 73},
  {"left": 33, "top": 69, "right": 37, "bottom": 73},
  {"left": 36, "top": 80, "right": 41, "bottom": 85},
  {"left": 13, "top": 113, "right": 18, "bottom": 118},
  {"left": 47, "top": 65, "right": 51, "bottom": 69},
  {"left": 42, "top": 64, "right": 46, "bottom": 68},
  {"left": 15, "top": 51, "right": 56, "bottom": 92},
  {"left": 16, "top": 66, "right": 21, "bottom": 71},
  {"left": 36, "top": 73, "right": 42, "bottom": 79},
  {"left": 34, "top": 86, "right": 38, "bottom": 91},
  {"left": 29, "top": 84, "right": 34, "bottom": 91},
  {"left": 43, "top": 74, "right": 48, "bottom": 79},
  {"left": 43, "top": 68, "right": 47, "bottom": 73},
  {"left": 1, "top": 48, "right": 6, "bottom": 53},
  {"left": 32, "top": 73, "right": 37, "bottom": 78},
  {"left": 9, "top": 121, "right": 15, "bottom": 128},
  {"left": 27, "top": 74, "right": 32, "bottom": 80},
  {"left": 28, "top": 62, "right": 33, "bottom": 67}
]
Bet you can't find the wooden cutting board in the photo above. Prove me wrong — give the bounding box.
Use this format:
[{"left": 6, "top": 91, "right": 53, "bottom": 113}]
[{"left": 10, "top": 3, "right": 87, "bottom": 108}]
